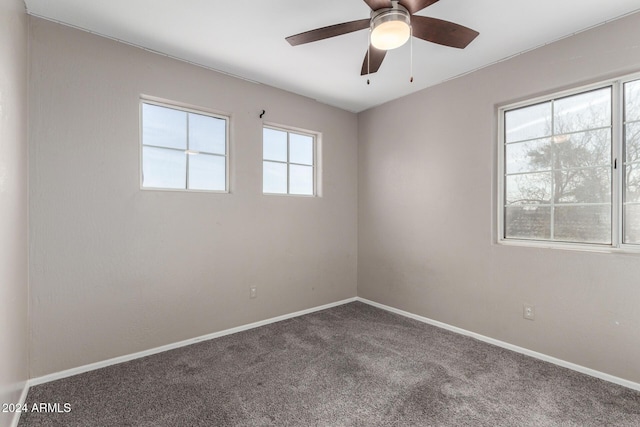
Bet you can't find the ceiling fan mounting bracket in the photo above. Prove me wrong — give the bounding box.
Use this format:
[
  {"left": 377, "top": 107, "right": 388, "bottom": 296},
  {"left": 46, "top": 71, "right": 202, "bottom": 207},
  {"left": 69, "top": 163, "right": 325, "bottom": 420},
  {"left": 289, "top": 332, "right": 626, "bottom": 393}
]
[{"left": 369, "top": 4, "right": 410, "bottom": 31}]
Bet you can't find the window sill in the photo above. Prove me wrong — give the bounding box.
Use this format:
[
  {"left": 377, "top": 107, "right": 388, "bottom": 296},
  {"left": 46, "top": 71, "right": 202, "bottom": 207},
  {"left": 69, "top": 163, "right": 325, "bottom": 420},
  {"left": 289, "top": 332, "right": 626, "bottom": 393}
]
[
  {"left": 262, "top": 192, "right": 317, "bottom": 198},
  {"left": 140, "top": 186, "right": 229, "bottom": 194},
  {"left": 496, "top": 238, "right": 640, "bottom": 255}
]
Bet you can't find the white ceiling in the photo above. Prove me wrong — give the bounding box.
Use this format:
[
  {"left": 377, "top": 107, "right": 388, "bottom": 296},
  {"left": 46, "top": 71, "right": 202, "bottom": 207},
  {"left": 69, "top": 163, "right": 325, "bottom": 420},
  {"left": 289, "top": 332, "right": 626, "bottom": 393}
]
[{"left": 25, "top": 0, "right": 640, "bottom": 113}]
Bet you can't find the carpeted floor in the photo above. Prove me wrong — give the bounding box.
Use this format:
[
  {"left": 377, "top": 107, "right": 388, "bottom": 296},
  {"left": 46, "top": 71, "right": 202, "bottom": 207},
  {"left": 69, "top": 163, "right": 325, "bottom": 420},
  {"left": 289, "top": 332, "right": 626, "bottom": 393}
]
[{"left": 18, "top": 302, "right": 640, "bottom": 426}]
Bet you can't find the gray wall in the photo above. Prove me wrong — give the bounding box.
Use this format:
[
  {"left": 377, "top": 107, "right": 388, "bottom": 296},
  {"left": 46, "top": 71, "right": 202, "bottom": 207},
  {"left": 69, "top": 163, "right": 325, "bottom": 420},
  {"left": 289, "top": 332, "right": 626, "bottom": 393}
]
[
  {"left": 29, "top": 18, "right": 358, "bottom": 378},
  {"left": 26, "top": 9, "right": 640, "bottom": 386},
  {"left": 0, "top": 0, "right": 29, "bottom": 423},
  {"left": 358, "top": 12, "right": 640, "bottom": 383}
]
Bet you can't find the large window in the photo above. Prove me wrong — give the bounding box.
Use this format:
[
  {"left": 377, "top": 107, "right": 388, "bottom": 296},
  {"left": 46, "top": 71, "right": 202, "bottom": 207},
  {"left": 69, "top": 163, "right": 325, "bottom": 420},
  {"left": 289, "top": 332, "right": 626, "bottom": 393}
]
[
  {"left": 624, "top": 80, "right": 640, "bottom": 244},
  {"left": 499, "top": 75, "right": 640, "bottom": 250},
  {"left": 141, "top": 100, "right": 228, "bottom": 192},
  {"left": 263, "top": 125, "right": 316, "bottom": 196}
]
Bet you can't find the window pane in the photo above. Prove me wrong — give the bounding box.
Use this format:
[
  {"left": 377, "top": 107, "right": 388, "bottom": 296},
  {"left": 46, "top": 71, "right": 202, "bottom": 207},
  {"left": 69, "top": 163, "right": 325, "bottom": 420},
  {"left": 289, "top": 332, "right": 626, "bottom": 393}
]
[
  {"left": 188, "top": 154, "right": 225, "bottom": 191},
  {"left": 554, "top": 88, "right": 611, "bottom": 134},
  {"left": 506, "top": 138, "right": 552, "bottom": 174},
  {"left": 263, "top": 128, "right": 287, "bottom": 162},
  {"left": 625, "top": 122, "right": 640, "bottom": 164},
  {"left": 555, "top": 167, "right": 611, "bottom": 204},
  {"left": 550, "top": 129, "right": 610, "bottom": 168},
  {"left": 506, "top": 173, "right": 551, "bottom": 205},
  {"left": 142, "top": 103, "right": 187, "bottom": 149},
  {"left": 506, "top": 129, "right": 611, "bottom": 173},
  {"left": 290, "top": 165, "right": 313, "bottom": 195},
  {"left": 624, "top": 79, "right": 640, "bottom": 122},
  {"left": 142, "top": 146, "right": 186, "bottom": 189},
  {"left": 290, "top": 133, "right": 313, "bottom": 165},
  {"left": 554, "top": 205, "right": 611, "bottom": 244},
  {"left": 189, "top": 113, "right": 226, "bottom": 154},
  {"left": 505, "top": 206, "right": 551, "bottom": 240},
  {"left": 505, "top": 102, "right": 551, "bottom": 143},
  {"left": 263, "top": 161, "right": 287, "bottom": 194},
  {"left": 623, "top": 204, "right": 640, "bottom": 244},
  {"left": 624, "top": 164, "right": 640, "bottom": 203}
]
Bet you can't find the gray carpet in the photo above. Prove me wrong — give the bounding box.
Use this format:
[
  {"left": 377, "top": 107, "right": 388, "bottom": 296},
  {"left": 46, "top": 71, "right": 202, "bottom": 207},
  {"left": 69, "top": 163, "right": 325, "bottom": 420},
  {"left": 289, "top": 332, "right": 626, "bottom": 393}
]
[{"left": 18, "top": 302, "right": 640, "bottom": 426}]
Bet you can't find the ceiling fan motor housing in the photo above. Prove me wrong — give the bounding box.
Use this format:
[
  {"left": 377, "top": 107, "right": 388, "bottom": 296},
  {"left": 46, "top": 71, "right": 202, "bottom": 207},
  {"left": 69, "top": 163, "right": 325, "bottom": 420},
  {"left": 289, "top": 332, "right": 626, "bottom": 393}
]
[{"left": 370, "top": 4, "right": 411, "bottom": 50}]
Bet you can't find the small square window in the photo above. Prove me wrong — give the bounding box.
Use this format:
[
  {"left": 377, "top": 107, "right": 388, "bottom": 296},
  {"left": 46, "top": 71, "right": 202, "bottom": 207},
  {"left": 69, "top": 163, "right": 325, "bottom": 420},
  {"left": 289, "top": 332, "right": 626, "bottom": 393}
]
[
  {"left": 141, "top": 100, "right": 228, "bottom": 192},
  {"left": 263, "top": 126, "right": 316, "bottom": 196}
]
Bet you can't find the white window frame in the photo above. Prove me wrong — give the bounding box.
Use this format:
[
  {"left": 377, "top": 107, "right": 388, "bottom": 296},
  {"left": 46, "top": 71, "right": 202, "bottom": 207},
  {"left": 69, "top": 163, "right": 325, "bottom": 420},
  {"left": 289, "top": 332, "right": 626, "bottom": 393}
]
[
  {"left": 262, "top": 123, "right": 318, "bottom": 197},
  {"left": 139, "top": 96, "right": 230, "bottom": 193},
  {"left": 496, "top": 72, "right": 640, "bottom": 253}
]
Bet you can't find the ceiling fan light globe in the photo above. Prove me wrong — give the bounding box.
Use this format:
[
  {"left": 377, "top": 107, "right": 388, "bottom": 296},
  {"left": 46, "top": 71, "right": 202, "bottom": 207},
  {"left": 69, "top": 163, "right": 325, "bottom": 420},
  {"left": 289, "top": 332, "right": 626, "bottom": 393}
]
[
  {"left": 370, "top": 5, "right": 411, "bottom": 51},
  {"left": 371, "top": 21, "right": 410, "bottom": 50}
]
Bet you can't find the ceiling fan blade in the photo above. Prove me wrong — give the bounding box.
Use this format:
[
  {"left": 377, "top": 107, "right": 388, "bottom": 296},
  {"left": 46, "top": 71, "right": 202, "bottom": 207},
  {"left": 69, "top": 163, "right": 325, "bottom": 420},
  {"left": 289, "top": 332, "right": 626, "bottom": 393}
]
[
  {"left": 286, "top": 19, "right": 370, "bottom": 46},
  {"left": 399, "top": 0, "right": 439, "bottom": 14},
  {"left": 411, "top": 15, "right": 479, "bottom": 49},
  {"left": 363, "top": 0, "right": 392, "bottom": 11},
  {"left": 361, "top": 46, "right": 387, "bottom": 75}
]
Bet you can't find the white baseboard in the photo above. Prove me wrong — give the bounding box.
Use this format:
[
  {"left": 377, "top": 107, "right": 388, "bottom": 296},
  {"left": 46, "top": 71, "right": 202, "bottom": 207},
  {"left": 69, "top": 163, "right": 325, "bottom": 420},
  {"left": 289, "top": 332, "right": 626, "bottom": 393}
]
[
  {"left": 27, "top": 295, "right": 640, "bottom": 394},
  {"left": 29, "top": 297, "right": 357, "bottom": 387},
  {"left": 9, "top": 380, "right": 30, "bottom": 427},
  {"left": 356, "top": 297, "right": 640, "bottom": 392}
]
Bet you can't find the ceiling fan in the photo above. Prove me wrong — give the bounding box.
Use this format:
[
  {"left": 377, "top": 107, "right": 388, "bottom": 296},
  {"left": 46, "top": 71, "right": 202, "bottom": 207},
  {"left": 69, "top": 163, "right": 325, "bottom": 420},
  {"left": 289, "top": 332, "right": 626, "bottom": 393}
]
[{"left": 286, "top": 0, "right": 479, "bottom": 76}]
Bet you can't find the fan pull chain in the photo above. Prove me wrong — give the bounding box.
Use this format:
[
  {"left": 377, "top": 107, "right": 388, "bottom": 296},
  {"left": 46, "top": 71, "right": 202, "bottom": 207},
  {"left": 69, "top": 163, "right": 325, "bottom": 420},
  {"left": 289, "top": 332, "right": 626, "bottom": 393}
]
[
  {"left": 410, "top": 26, "right": 414, "bottom": 83},
  {"left": 367, "top": 30, "right": 371, "bottom": 85}
]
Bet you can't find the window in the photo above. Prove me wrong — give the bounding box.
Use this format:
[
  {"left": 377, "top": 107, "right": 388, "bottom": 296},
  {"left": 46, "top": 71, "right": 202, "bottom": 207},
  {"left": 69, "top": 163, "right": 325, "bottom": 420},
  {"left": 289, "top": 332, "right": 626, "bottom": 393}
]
[
  {"left": 263, "top": 125, "right": 316, "bottom": 196},
  {"left": 498, "top": 75, "right": 640, "bottom": 250},
  {"left": 624, "top": 79, "right": 640, "bottom": 243},
  {"left": 141, "top": 100, "right": 228, "bottom": 192}
]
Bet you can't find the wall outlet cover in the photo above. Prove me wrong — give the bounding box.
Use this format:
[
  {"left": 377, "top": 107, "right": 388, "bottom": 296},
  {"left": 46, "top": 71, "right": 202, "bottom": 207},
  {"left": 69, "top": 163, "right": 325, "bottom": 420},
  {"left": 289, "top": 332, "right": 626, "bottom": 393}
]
[{"left": 523, "top": 304, "right": 535, "bottom": 320}]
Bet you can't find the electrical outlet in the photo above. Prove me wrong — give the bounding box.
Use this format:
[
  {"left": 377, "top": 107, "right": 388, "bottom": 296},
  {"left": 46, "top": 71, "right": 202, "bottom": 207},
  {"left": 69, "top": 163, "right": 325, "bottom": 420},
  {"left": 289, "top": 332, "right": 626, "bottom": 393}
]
[
  {"left": 523, "top": 304, "right": 535, "bottom": 321},
  {"left": 250, "top": 286, "right": 257, "bottom": 299}
]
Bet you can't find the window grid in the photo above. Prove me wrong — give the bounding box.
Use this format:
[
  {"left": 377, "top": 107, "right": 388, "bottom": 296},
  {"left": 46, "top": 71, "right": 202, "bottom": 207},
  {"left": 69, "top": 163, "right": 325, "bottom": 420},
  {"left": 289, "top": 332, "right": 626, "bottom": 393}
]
[
  {"left": 140, "top": 99, "right": 229, "bottom": 193},
  {"left": 498, "top": 74, "right": 640, "bottom": 252},
  {"left": 262, "top": 125, "right": 316, "bottom": 196}
]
